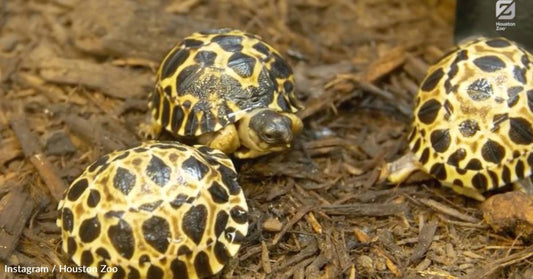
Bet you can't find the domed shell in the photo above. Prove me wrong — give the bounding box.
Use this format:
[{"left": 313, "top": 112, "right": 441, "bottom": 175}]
[
  {"left": 150, "top": 28, "right": 302, "bottom": 137},
  {"left": 57, "top": 141, "right": 249, "bottom": 278},
  {"left": 409, "top": 37, "right": 533, "bottom": 194}
]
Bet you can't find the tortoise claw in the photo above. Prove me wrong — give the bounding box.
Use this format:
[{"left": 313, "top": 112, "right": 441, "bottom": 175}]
[{"left": 138, "top": 122, "right": 161, "bottom": 140}]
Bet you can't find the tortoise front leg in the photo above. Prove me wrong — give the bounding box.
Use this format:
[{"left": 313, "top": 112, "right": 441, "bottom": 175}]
[{"left": 197, "top": 124, "right": 240, "bottom": 155}]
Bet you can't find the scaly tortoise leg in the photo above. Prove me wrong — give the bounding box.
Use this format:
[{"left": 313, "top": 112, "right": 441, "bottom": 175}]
[{"left": 197, "top": 124, "right": 240, "bottom": 155}]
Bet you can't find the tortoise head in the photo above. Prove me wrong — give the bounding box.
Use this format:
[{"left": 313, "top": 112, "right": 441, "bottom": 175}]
[
  {"left": 238, "top": 109, "right": 303, "bottom": 154},
  {"left": 251, "top": 110, "right": 294, "bottom": 144}
]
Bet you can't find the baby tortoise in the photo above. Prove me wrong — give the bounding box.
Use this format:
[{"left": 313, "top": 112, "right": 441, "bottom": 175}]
[
  {"left": 57, "top": 141, "right": 249, "bottom": 278},
  {"left": 383, "top": 37, "right": 533, "bottom": 201},
  {"left": 141, "top": 28, "right": 304, "bottom": 159}
]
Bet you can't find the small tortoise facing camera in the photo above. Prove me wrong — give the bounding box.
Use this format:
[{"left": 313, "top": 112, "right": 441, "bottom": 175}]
[
  {"left": 142, "top": 28, "right": 304, "bottom": 159},
  {"left": 383, "top": 37, "right": 533, "bottom": 201},
  {"left": 57, "top": 141, "right": 249, "bottom": 278}
]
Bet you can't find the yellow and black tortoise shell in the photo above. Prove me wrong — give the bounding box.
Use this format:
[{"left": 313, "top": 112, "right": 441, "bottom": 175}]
[
  {"left": 410, "top": 37, "right": 533, "bottom": 194},
  {"left": 150, "top": 28, "right": 302, "bottom": 137},
  {"left": 57, "top": 141, "right": 249, "bottom": 279}
]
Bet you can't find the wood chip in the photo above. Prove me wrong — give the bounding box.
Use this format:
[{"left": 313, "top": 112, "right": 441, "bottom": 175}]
[
  {"left": 419, "top": 198, "right": 480, "bottom": 223},
  {"left": 0, "top": 186, "right": 35, "bottom": 261},
  {"left": 437, "top": 215, "right": 489, "bottom": 229},
  {"left": 303, "top": 137, "right": 351, "bottom": 150},
  {"left": 261, "top": 241, "right": 272, "bottom": 274},
  {"left": 9, "top": 117, "right": 41, "bottom": 157},
  {"left": 321, "top": 202, "right": 407, "bottom": 217},
  {"left": 374, "top": 247, "right": 402, "bottom": 277},
  {"left": 357, "top": 80, "right": 411, "bottom": 116},
  {"left": 417, "top": 269, "right": 457, "bottom": 279},
  {"left": 238, "top": 245, "right": 262, "bottom": 262},
  {"left": 409, "top": 219, "right": 438, "bottom": 264},
  {"left": 342, "top": 163, "right": 364, "bottom": 175},
  {"left": 0, "top": 173, "right": 17, "bottom": 189},
  {"left": 305, "top": 252, "right": 330, "bottom": 278},
  {"left": 305, "top": 233, "right": 332, "bottom": 278},
  {"left": 276, "top": 239, "right": 318, "bottom": 271},
  {"left": 306, "top": 212, "right": 323, "bottom": 234},
  {"left": 353, "top": 228, "right": 371, "bottom": 243},
  {"left": 29, "top": 154, "right": 66, "bottom": 201},
  {"left": 378, "top": 229, "right": 404, "bottom": 257},
  {"left": 361, "top": 45, "right": 406, "bottom": 83},
  {"left": 164, "top": 0, "right": 200, "bottom": 14},
  {"left": 278, "top": 257, "right": 316, "bottom": 279},
  {"left": 246, "top": 162, "right": 324, "bottom": 183},
  {"left": 10, "top": 115, "right": 67, "bottom": 201},
  {"left": 297, "top": 89, "right": 334, "bottom": 120},
  {"left": 263, "top": 217, "right": 283, "bottom": 232},
  {"left": 69, "top": 1, "right": 212, "bottom": 61},
  {"left": 64, "top": 114, "right": 124, "bottom": 152},
  {"left": 415, "top": 258, "right": 432, "bottom": 271},
  {"left": 0, "top": 138, "right": 23, "bottom": 166},
  {"left": 462, "top": 250, "right": 484, "bottom": 259},
  {"left": 111, "top": 58, "right": 158, "bottom": 69},
  {"left": 331, "top": 230, "right": 351, "bottom": 272},
  {"left": 337, "top": 186, "right": 419, "bottom": 204},
  {"left": 37, "top": 57, "right": 152, "bottom": 99},
  {"left": 347, "top": 264, "right": 356, "bottom": 279},
  {"left": 464, "top": 244, "right": 533, "bottom": 279},
  {"left": 272, "top": 206, "right": 312, "bottom": 245},
  {"left": 404, "top": 54, "right": 429, "bottom": 82},
  {"left": 44, "top": 130, "right": 77, "bottom": 156}
]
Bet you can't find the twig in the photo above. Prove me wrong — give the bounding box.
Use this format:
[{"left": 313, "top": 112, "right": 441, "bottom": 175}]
[
  {"left": 277, "top": 257, "right": 315, "bottom": 279},
  {"left": 464, "top": 244, "right": 533, "bottom": 279},
  {"left": 437, "top": 214, "right": 489, "bottom": 229},
  {"left": 272, "top": 205, "right": 313, "bottom": 245},
  {"left": 276, "top": 239, "right": 318, "bottom": 271},
  {"left": 29, "top": 154, "right": 66, "bottom": 201},
  {"left": 419, "top": 198, "right": 480, "bottom": 223},
  {"left": 321, "top": 202, "right": 407, "bottom": 217}
]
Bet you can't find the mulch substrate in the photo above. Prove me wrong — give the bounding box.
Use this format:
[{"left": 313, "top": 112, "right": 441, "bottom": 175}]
[{"left": 1, "top": 0, "right": 533, "bottom": 278}]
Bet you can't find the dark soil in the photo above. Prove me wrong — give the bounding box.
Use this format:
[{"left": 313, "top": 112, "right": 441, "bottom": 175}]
[{"left": 1, "top": 0, "right": 533, "bottom": 278}]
